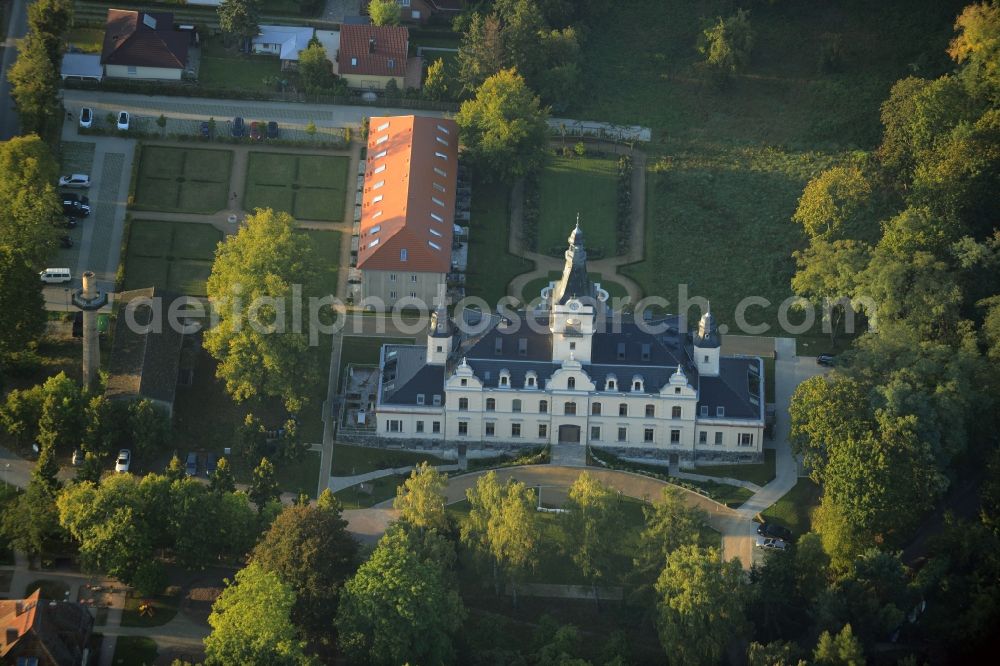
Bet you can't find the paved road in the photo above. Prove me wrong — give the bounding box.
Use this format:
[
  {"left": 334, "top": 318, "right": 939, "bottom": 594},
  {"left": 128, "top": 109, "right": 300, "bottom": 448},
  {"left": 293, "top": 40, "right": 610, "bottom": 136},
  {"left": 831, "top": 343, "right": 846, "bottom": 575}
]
[{"left": 0, "top": 0, "right": 27, "bottom": 140}]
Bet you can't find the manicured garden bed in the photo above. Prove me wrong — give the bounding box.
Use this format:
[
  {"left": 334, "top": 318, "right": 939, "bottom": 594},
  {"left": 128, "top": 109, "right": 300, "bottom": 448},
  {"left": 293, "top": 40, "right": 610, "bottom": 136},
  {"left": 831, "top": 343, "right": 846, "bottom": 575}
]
[
  {"left": 133, "top": 146, "right": 233, "bottom": 214},
  {"left": 121, "top": 590, "right": 180, "bottom": 628},
  {"left": 123, "top": 220, "right": 223, "bottom": 296},
  {"left": 243, "top": 152, "right": 350, "bottom": 222}
]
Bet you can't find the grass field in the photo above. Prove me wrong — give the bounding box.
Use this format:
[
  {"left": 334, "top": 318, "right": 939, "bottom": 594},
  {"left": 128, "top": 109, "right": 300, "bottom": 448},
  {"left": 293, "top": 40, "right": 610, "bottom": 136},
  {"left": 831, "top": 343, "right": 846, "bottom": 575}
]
[
  {"left": 339, "top": 336, "right": 414, "bottom": 381},
  {"left": 297, "top": 229, "right": 341, "bottom": 296},
  {"left": 761, "top": 477, "right": 822, "bottom": 535},
  {"left": 580, "top": 0, "right": 964, "bottom": 338},
  {"left": 335, "top": 473, "right": 409, "bottom": 509},
  {"left": 694, "top": 449, "right": 776, "bottom": 486},
  {"left": 64, "top": 27, "right": 104, "bottom": 53},
  {"left": 199, "top": 38, "right": 284, "bottom": 92},
  {"left": 244, "top": 152, "right": 349, "bottom": 222},
  {"left": 330, "top": 443, "right": 446, "bottom": 476},
  {"left": 521, "top": 271, "right": 629, "bottom": 304},
  {"left": 121, "top": 591, "right": 180, "bottom": 628},
  {"left": 123, "top": 220, "right": 222, "bottom": 296},
  {"left": 133, "top": 146, "right": 232, "bottom": 214},
  {"left": 465, "top": 177, "right": 533, "bottom": 306},
  {"left": 112, "top": 636, "right": 157, "bottom": 666},
  {"left": 537, "top": 156, "right": 619, "bottom": 257}
]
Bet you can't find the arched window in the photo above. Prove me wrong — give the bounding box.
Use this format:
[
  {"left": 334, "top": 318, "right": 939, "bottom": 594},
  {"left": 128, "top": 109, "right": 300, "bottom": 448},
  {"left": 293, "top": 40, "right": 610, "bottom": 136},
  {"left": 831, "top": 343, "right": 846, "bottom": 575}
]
[
  {"left": 567, "top": 377, "right": 576, "bottom": 390},
  {"left": 564, "top": 402, "right": 577, "bottom": 416},
  {"left": 486, "top": 398, "right": 496, "bottom": 411}
]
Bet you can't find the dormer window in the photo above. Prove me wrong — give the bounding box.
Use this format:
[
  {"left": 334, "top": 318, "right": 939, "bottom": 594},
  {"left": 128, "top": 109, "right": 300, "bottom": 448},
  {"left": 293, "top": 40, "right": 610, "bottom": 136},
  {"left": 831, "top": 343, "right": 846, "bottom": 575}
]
[
  {"left": 400, "top": 249, "right": 408, "bottom": 261},
  {"left": 716, "top": 406, "right": 725, "bottom": 417},
  {"left": 632, "top": 376, "right": 644, "bottom": 392},
  {"left": 700, "top": 405, "right": 708, "bottom": 417},
  {"left": 433, "top": 394, "right": 442, "bottom": 406},
  {"left": 499, "top": 370, "right": 510, "bottom": 388},
  {"left": 525, "top": 372, "right": 537, "bottom": 388},
  {"left": 605, "top": 376, "right": 617, "bottom": 392},
  {"left": 416, "top": 394, "right": 425, "bottom": 405},
  {"left": 567, "top": 377, "right": 576, "bottom": 390},
  {"left": 351, "top": 57, "right": 358, "bottom": 66}
]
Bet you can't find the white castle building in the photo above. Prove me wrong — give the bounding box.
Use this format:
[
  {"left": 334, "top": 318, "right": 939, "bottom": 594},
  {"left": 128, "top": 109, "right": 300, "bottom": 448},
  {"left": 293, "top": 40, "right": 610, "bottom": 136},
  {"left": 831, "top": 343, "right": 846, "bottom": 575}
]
[{"left": 371, "top": 225, "right": 765, "bottom": 464}]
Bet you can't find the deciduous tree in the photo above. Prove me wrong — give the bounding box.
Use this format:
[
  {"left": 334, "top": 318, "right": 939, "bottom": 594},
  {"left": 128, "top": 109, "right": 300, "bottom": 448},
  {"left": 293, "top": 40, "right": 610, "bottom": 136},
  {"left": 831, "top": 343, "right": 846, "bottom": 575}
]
[
  {"left": 204, "top": 209, "right": 323, "bottom": 411},
  {"left": 563, "top": 472, "right": 623, "bottom": 606},
  {"left": 249, "top": 457, "right": 280, "bottom": 509},
  {"left": 298, "top": 41, "right": 334, "bottom": 93},
  {"left": 218, "top": 0, "right": 261, "bottom": 44},
  {"left": 792, "top": 167, "right": 873, "bottom": 240},
  {"left": 812, "top": 624, "right": 865, "bottom": 666},
  {"left": 394, "top": 461, "right": 448, "bottom": 532},
  {"left": 7, "top": 35, "right": 59, "bottom": 134},
  {"left": 367, "top": 0, "right": 401, "bottom": 26},
  {"left": 205, "top": 562, "right": 310, "bottom": 666},
  {"left": 698, "top": 9, "right": 754, "bottom": 82},
  {"left": 456, "top": 68, "right": 549, "bottom": 182}
]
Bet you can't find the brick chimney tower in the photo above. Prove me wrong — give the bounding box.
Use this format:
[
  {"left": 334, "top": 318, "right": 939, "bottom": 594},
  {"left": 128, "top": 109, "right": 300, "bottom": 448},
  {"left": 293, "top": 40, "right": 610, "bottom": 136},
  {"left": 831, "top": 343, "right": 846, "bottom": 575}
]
[{"left": 72, "top": 271, "right": 108, "bottom": 390}]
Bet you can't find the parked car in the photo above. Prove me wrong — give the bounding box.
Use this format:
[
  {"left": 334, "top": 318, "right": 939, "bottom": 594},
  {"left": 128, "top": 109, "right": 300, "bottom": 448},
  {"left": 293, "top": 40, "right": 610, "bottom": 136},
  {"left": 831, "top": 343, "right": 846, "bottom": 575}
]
[
  {"left": 817, "top": 354, "right": 836, "bottom": 367},
  {"left": 71, "top": 449, "right": 82, "bottom": 466},
  {"left": 205, "top": 452, "right": 218, "bottom": 477},
  {"left": 185, "top": 451, "right": 199, "bottom": 476},
  {"left": 266, "top": 121, "right": 278, "bottom": 139},
  {"left": 117, "top": 111, "right": 130, "bottom": 130},
  {"left": 755, "top": 536, "right": 789, "bottom": 551},
  {"left": 79, "top": 107, "right": 93, "bottom": 128},
  {"left": 115, "top": 449, "right": 131, "bottom": 473},
  {"left": 200, "top": 121, "right": 212, "bottom": 139},
  {"left": 250, "top": 121, "right": 262, "bottom": 141},
  {"left": 59, "top": 173, "right": 91, "bottom": 188},
  {"left": 62, "top": 194, "right": 91, "bottom": 217},
  {"left": 60, "top": 235, "right": 74, "bottom": 249},
  {"left": 232, "top": 116, "right": 245, "bottom": 137},
  {"left": 756, "top": 522, "right": 792, "bottom": 541},
  {"left": 39, "top": 267, "right": 71, "bottom": 283}
]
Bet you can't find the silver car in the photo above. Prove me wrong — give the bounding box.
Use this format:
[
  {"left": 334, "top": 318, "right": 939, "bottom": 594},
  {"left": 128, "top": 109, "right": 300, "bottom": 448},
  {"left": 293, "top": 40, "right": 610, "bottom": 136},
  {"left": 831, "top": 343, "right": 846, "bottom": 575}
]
[
  {"left": 58, "top": 173, "right": 91, "bottom": 188},
  {"left": 755, "top": 536, "right": 789, "bottom": 551}
]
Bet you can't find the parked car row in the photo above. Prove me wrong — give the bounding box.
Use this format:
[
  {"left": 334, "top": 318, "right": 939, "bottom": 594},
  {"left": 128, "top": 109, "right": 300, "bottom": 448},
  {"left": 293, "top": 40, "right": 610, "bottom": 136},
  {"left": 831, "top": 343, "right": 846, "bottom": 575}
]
[
  {"left": 78, "top": 106, "right": 129, "bottom": 131},
  {"left": 70, "top": 447, "right": 223, "bottom": 479},
  {"left": 231, "top": 117, "right": 279, "bottom": 140},
  {"left": 754, "top": 522, "right": 793, "bottom": 552}
]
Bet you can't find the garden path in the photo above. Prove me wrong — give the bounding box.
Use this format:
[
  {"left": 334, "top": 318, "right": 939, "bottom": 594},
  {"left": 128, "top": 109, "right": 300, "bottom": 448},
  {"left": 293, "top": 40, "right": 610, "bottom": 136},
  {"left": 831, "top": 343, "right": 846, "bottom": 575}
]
[{"left": 505, "top": 143, "right": 647, "bottom": 305}]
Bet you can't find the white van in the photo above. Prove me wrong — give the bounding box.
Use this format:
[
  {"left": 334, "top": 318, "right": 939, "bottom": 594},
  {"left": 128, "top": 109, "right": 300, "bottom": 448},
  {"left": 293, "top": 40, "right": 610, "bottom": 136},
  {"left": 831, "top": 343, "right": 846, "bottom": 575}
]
[{"left": 39, "top": 268, "right": 72, "bottom": 284}]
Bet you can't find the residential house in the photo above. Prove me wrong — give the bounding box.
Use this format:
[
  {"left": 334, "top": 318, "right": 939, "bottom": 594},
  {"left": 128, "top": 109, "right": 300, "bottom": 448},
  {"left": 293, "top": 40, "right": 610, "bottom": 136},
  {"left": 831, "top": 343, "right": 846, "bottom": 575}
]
[
  {"left": 357, "top": 115, "right": 459, "bottom": 309},
  {"left": 101, "top": 9, "right": 189, "bottom": 80},
  {"left": 336, "top": 23, "right": 416, "bottom": 90},
  {"left": 0, "top": 590, "right": 94, "bottom": 666},
  {"left": 364, "top": 0, "right": 465, "bottom": 24},
  {"left": 252, "top": 25, "right": 316, "bottom": 69},
  {"left": 372, "top": 226, "right": 766, "bottom": 465}
]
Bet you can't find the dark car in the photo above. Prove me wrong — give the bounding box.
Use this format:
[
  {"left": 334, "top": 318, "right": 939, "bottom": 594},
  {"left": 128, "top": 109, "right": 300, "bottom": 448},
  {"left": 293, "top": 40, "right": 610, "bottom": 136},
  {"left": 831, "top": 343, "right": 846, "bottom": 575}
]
[
  {"left": 756, "top": 522, "right": 793, "bottom": 541},
  {"left": 266, "top": 121, "right": 278, "bottom": 139},
  {"left": 58, "top": 217, "right": 78, "bottom": 229},
  {"left": 185, "top": 452, "right": 199, "bottom": 477},
  {"left": 817, "top": 354, "right": 836, "bottom": 367},
  {"left": 200, "top": 121, "right": 212, "bottom": 139},
  {"left": 60, "top": 235, "right": 73, "bottom": 248},
  {"left": 62, "top": 193, "right": 91, "bottom": 217},
  {"left": 250, "top": 121, "right": 262, "bottom": 141},
  {"left": 205, "top": 452, "right": 218, "bottom": 477},
  {"left": 231, "top": 116, "right": 245, "bottom": 137}
]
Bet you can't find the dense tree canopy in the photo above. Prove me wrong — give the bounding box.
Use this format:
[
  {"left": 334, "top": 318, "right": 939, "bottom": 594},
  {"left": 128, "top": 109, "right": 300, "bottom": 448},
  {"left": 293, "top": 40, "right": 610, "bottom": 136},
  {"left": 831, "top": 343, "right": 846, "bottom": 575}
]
[
  {"left": 218, "top": 0, "right": 261, "bottom": 42},
  {"left": 456, "top": 68, "right": 550, "bottom": 182},
  {"left": 204, "top": 208, "right": 323, "bottom": 411},
  {"left": 367, "top": 0, "right": 400, "bottom": 26},
  {"left": 393, "top": 461, "right": 449, "bottom": 532}
]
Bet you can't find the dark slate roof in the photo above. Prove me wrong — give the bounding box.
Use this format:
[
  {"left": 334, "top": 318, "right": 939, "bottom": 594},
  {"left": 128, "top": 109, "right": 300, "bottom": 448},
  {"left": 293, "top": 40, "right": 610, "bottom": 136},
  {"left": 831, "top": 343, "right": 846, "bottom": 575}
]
[
  {"left": 380, "top": 345, "right": 445, "bottom": 405},
  {"left": 105, "top": 288, "right": 185, "bottom": 405},
  {"left": 464, "top": 359, "right": 679, "bottom": 393},
  {"left": 697, "top": 357, "right": 763, "bottom": 420},
  {"left": 101, "top": 10, "right": 188, "bottom": 69}
]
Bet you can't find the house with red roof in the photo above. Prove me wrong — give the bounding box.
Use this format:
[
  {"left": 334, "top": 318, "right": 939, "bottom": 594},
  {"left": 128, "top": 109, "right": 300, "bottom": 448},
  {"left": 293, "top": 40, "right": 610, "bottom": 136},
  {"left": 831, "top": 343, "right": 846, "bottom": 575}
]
[
  {"left": 101, "top": 9, "right": 189, "bottom": 80},
  {"left": 0, "top": 589, "right": 94, "bottom": 665},
  {"left": 357, "top": 115, "right": 459, "bottom": 308},
  {"left": 335, "top": 23, "right": 421, "bottom": 90}
]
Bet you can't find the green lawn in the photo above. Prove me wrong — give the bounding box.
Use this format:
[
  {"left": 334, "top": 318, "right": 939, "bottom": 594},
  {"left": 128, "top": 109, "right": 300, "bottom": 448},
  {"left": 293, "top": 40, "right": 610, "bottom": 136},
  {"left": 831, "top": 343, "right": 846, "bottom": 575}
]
[
  {"left": 335, "top": 473, "right": 409, "bottom": 509},
  {"left": 680, "top": 478, "right": 755, "bottom": 509},
  {"left": 693, "top": 449, "right": 776, "bottom": 486},
  {"left": 338, "top": 336, "right": 414, "bottom": 382},
  {"left": 121, "top": 591, "right": 180, "bottom": 628},
  {"left": 199, "top": 39, "right": 284, "bottom": 91},
  {"left": 244, "top": 152, "right": 349, "bottom": 222},
  {"left": 233, "top": 450, "right": 321, "bottom": 499},
  {"left": 580, "top": 0, "right": 962, "bottom": 339},
  {"left": 298, "top": 229, "right": 341, "bottom": 296},
  {"left": 133, "top": 146, "right": 232, "bottom": 214},
  {"left": 537, "top": 156, "right": 620, "bottom": 257},
  {"left": 113, "top": 636, "right": 158, "bottom": 666},
  {"left": 521, "top": 271, "right": 629, "bottom": 304},
  {"left": 330, "top": 443, "right": 446, "bottom": 477},
  {"left": 123, "top": 220, "right": 223, "bottom": 296},
  {"left": 761, "top": 477, "right": 822, "bottom": 535},
  {"left": 64, "top": 27, "right": 104, "bottom": 54},
  {"left": 465, "top": 177, "right": 533, "bottom": 306}
]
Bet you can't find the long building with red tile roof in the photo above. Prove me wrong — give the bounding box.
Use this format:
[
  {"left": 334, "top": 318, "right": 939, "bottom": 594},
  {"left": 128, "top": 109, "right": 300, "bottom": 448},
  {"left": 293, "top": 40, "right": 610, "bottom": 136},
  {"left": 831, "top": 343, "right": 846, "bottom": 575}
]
[{"left": 358, "top": 115, "right": 458, "bottom": 308}]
